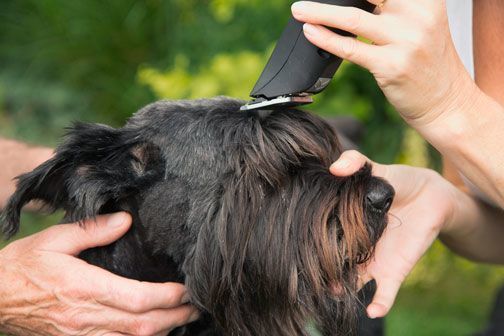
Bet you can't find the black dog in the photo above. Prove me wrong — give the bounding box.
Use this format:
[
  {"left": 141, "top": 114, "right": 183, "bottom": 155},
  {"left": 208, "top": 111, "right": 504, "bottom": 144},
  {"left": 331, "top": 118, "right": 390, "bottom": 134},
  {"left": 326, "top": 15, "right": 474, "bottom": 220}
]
[{"left": 2, "top": 97, "right": 394, "bottom": 336}]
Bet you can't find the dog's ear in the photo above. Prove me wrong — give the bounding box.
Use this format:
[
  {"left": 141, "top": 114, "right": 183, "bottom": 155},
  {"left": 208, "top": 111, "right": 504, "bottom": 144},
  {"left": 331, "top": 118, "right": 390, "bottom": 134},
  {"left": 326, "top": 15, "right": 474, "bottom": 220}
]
[{"left": 2, "top": 122, "right": 164, "bottom": 239}]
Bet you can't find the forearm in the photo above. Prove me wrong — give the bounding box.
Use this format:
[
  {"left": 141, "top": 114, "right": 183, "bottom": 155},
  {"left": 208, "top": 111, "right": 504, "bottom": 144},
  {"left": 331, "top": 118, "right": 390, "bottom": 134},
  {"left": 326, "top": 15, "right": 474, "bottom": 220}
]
[
  {"left": 420, "top": 84, "right": 504, "bottom": 208},
  {"left": 0, "top": 138, "right": 53, "bottom": 209},
  {"left": 473, "top": 0, "right": 504, "bottom": 106},
  {"left": 428, "top": 0, "right": 504, "bottom": 208},
  {"left": 440, "top": 187, "right": 504, "bottom": 264}
]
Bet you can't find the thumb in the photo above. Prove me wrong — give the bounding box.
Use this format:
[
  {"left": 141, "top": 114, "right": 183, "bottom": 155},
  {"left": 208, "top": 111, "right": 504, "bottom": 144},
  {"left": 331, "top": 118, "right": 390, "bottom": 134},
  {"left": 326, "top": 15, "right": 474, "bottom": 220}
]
[
  {"left": 35, "top": 212, "right": 132, "bottom": 255},
  {"left": 366, "top": 277, "right": 402, "bottom": 319},
  {"left": 330, "top": 150, "right": 388, "bottom": 178},
  {"left": 330, "top": 150, "right": 371, "bottom": 176}
]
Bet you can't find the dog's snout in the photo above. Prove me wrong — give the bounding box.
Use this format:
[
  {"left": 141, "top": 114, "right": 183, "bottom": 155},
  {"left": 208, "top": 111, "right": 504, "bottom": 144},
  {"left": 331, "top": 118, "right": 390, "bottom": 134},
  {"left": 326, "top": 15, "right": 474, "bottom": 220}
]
[{"left": 366, "top": 180, "right": 395, "bottom": 212}]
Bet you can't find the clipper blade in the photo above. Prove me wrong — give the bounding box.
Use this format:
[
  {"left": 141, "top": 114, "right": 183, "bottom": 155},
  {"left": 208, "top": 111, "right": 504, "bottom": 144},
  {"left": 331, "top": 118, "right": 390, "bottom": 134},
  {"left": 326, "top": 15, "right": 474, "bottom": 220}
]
[{"left": 240, "top": 96, "right": 313, "bottom": 112}]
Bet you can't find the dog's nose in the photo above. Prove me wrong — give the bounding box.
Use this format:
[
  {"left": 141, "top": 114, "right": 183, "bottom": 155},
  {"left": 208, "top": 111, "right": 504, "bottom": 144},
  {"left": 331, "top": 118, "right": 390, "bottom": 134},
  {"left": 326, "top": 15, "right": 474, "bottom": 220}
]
[{"left": 366, "top": 181, "right": 395, "bottom": 212}]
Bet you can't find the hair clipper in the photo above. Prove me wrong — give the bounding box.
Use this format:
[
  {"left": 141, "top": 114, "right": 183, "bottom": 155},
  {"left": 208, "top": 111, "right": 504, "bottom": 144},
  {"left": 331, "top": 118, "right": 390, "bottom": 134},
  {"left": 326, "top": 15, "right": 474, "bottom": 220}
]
[{"left": 240, "top": 0, "right": 375, "bottom": 112}]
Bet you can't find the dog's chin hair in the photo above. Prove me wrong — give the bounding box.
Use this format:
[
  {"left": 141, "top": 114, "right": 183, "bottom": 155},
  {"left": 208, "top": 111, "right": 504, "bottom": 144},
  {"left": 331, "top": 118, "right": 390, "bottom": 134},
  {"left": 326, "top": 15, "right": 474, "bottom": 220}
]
[{"left": 184, "top": 110, "right": 379, "bottom": 336}]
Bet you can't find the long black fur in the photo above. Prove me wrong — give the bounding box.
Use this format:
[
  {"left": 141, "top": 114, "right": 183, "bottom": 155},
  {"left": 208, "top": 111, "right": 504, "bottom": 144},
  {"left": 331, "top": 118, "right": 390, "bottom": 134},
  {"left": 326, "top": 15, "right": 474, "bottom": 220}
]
[{"left": 1, "top": 97, "right": 394, "bottom": 336}]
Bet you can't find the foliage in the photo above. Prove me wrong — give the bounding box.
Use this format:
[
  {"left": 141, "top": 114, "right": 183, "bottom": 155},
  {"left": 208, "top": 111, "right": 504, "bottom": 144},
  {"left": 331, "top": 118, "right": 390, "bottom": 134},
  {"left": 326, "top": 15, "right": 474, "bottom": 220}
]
[
  {"left": 0, "top": 0, "right": 291, "bottom": 131},
  {"left": 138, "top": 51, "right": 269, "bottom": 100},
  {"left": 0, "top": 1, "right": 502, "bottom": 335}
]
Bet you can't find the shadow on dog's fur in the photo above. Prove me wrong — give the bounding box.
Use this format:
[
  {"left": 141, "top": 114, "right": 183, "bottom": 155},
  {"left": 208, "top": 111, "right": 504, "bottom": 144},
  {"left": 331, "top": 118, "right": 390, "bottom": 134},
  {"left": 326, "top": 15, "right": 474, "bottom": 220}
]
[{"left": 2, "top": 97, "right": 394, "bottom": 336}]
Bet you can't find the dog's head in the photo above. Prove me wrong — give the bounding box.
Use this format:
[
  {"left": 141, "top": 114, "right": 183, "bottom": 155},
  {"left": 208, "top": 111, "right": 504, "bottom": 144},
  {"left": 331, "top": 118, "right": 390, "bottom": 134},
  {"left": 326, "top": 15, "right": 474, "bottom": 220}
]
[{"left": 2, "top": 97, "right": 394, "bottom": 335}]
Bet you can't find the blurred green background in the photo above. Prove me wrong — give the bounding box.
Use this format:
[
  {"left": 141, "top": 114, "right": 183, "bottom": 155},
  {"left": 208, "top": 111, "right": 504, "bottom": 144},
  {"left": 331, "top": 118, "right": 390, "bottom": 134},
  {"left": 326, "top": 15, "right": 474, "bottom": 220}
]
[{"left": 0, "top": 1, "right": 502, "bottom": 335}]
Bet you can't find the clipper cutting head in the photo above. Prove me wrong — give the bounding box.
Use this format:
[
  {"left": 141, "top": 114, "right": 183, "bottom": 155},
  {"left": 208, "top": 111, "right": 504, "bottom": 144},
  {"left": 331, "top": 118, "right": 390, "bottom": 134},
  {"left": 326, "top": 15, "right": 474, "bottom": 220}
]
[{"left": 239, "top": 95, "right": 313, "bottom": 112}]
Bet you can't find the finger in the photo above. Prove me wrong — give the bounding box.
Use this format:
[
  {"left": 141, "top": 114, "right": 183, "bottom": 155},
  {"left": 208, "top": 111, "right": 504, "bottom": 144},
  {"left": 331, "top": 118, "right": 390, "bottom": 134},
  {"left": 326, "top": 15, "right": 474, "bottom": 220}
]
[
  {"left": 366, "top": 0, "right": 385, "bottom": 5},
  {"left": 35, "top": 212, "right": 132, "bottom": 255},
  {"left": 357, "top": 264, "right": 373, "bottom": 290},
  {"left": 330, "top": 150, "right": 369, "bottom": 176},
  {"left": 330, "top": 150, "right": 389, "bottom": 179},
  {"left": 96, "top": 278, "right": 192, "bottom": 313},
  {"left": 119, "top": 305, "right": 200, "bottom": 336},
  {"left": 366, "top": 277, "right": 402, "bottom": 318},
  {"left": 291, "top": 2, "right": 389, "bottom": 44},
  {"left": 371, "top": 0, "right": 389, "bottom": 14},
  {"left": 75, "top": 305, "right": 199, "bottom": 335},
  {"left": 302, "top": 23, "right": 380, "bottom": 71},
  {"left": 149, "top": 305, "right": 200, "bottom": 334},
  {"left": 154, "top": 332, "right": 170, "bottom": 336}
]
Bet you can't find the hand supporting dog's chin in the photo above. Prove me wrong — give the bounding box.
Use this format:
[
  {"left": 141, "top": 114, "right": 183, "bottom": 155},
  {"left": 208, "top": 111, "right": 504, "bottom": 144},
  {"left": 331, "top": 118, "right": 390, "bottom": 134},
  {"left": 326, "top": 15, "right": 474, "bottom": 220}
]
[
  {"left": 330, "top": 150, "right": 464, "bottom": 319},
  {"left": 0, "top": 213, "right": 199, "bottom": 336}
]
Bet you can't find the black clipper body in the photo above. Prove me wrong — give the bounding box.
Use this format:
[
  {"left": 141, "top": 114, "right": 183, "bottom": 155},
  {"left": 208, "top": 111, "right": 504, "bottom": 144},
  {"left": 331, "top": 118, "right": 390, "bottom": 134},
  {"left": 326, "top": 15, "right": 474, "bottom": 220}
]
[{"left": 241, "top": 0, "right": 375, "bottom": 112}]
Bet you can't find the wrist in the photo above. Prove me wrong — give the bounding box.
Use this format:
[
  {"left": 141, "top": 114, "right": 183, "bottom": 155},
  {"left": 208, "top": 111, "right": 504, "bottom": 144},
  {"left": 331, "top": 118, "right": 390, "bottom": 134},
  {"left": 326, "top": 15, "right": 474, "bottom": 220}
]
[
  {"left": 439, "top": 185, "right": 475, "bottom": 239},
  {"left": 418, "top": 84, "right": 504, "bottom": 206},
  {"left": 415, "top": 76, "right": 480, "bottom": 140}
]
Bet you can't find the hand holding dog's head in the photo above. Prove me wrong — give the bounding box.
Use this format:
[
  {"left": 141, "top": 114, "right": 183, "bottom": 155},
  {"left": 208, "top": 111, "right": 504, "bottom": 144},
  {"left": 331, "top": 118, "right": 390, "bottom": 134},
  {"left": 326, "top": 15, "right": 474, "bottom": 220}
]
[{"left": 2, "top": 97, "right": 393, "bottom": 336}]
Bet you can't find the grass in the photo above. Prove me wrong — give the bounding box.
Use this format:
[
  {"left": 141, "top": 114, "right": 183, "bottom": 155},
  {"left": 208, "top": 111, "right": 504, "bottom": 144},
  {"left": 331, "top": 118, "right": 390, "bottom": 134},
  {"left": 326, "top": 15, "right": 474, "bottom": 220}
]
[{"left": 388, "top": 276, "right": 499, "bottom": 335}]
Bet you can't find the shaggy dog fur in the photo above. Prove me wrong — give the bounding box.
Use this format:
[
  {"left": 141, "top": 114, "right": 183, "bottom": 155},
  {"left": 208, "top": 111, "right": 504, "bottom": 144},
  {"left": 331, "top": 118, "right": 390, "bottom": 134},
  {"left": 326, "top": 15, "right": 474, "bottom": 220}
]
[{"left": 2, "top": 97, "right": 394, "bottom": 336}]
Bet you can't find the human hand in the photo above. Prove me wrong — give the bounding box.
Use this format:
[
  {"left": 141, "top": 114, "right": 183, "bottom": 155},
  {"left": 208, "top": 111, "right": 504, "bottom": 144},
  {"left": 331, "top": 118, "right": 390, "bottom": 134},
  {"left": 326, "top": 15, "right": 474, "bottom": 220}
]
[
  {"left": 0, "top": 212, "right": 199, "bottom": 336},
  {"left": 291, "top": 0, "right": 477, "bottom": 127},
  {"left": 330, "top": 151, "right": 459, "bottom": 318}
]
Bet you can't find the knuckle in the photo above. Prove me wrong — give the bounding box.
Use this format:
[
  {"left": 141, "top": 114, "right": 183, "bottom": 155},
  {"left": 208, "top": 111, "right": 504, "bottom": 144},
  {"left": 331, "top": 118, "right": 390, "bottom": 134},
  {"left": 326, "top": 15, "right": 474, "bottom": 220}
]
[
  {"left": 405, "top": 30, "right": 430, "bottom": 56},
  {"left": 406, "top": 31, "right": 423, "bottom": 48},
  {"left": 162, "top": 285, "right": 183, "bottom": 306},
  {"left": 43, "top": 223, "right": 66, "bottom": 236},
  {"left": 54, "top": 283, "right": 82, "bottom": 299},
  {"left": 338, "top": 37, "right": 357, "bottom": 60},
  {"left": 130, "top": 318, "right": 156, "bottom": 336},
  {"left": 35, "top": 224, "right": 75, "bottom": 247},
  {"left": 47, "top": 310, "right": 64, "bottom": 325},
  {"left": 49, "top": 310, "right": 86, "bottom": 332},
  {"left": 345, "top": 149, "right": 360, "bottom": 157},
  {"left": 422, "top": 167, "right": 441, "bottom": 180},
  {"left": 164, "top": 312, "right": 191, "bottom": 333},
  {"left": 413, "top": 8, "right": 442, "bottom": 37},
  {"left": 129, "top": 292, "right": 149, "bottom": 313},
  {"left": 318, "top": 36, "right": 333, "bottom": 53},
  {"left": 1, "top": 240, "right": 22, "bottom": 258},
  {"left": 391, "top": 51, "right": 414, "bottom": 79},
  {"left": 65, "top": 315, "right": 87, "bottom": 331},
  {"left": 345, "top": 150, "right": 365, "bottom": 162},
  {"left": 345, "top": 8, "right": 363, "bottom": 32},
  {"left": 419, "top": 13, "right": 437, "bottom": 32},
  {"left": 31, "top": 227, "right": 54, "bottom": 245}
]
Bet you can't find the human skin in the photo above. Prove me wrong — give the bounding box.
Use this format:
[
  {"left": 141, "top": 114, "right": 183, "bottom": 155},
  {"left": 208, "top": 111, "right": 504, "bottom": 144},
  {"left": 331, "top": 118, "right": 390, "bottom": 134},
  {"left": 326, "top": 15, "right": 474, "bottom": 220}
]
[
  {"left": 0, "top": 139, "right": 53, "bottom": 209},
  {"left": 0, "top": 140, "right": 198, "bottom": 335},
  {"left": 331, "top": 151, "right": 504, "bottom": 319},
  {"left": 291, "top": 0, "right": 504, "bottom": 208},
  {"left": 443, "top": 0, "right": 504, "bottom": 203},
  {"left": 290, "top": 0, "right": 504, "bottom": 319}
]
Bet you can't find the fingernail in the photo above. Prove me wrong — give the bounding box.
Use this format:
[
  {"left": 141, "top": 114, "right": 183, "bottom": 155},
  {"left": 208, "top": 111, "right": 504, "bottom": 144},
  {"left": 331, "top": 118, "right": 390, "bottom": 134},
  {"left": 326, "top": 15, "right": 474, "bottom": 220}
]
[
  {"left": 107, "top": 212, "right": 127, "bottom": 228},
  {"left": 331, "top": 159, "right": 351, "bottom": 171},
  {"left": 189, "top": 309, "right": 201, "bottom": 323},
  {"left": 291, "top": 1, "right": 306, "bottom": 15},
  {"left": 367, "top": 305, "right": 379, "bottom": 319},
  {"left": 181, "top": 292, "right": 191, "bottom": 304},
  {"left": 303, "top": 23, "right": 319, "bottom": 37}
]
